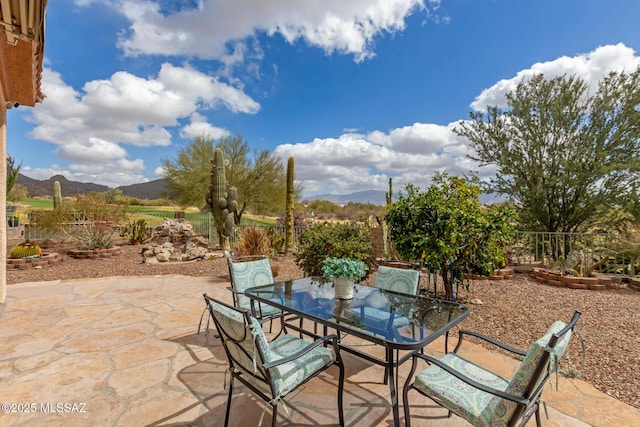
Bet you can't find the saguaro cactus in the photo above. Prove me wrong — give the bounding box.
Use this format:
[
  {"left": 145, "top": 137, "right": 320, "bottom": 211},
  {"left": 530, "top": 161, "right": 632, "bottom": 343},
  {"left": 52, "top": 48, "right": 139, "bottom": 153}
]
[
  {"left": 53, "top": 180, "right": 62, "bottom": 210},
  {"left": 205, "top": 148, "right": 238, "bottom": 251},
  {"left": 285, "top": 157, "right": 295, "bottom": 253}
]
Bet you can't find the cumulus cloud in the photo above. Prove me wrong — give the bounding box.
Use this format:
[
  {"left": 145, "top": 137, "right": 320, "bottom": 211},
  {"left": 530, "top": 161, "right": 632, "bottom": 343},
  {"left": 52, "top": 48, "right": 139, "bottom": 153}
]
[
  {"left": 109, "top": 0, "right": 437, "bottom": 62},
  {"left": 278, "top": 43, "right": 640, "bottom": 197},
  {"left": 274, "top": 121, "right": 475, "bottom": 195},
  {"left": 180, "top": 113, "right": 231, "bottom": 140},
  {"left": 27, "top": 64, "right": 258, "bottom": 186},
  {"left": 471, "top": 43, "right": 640, "bottom": 111}
]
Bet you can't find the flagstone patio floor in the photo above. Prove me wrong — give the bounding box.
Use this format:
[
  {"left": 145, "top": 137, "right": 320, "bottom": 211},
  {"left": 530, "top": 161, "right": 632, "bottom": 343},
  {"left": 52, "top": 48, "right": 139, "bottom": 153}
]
[{"left": 1, "top": 275, "right": 639, "bottom": 426}]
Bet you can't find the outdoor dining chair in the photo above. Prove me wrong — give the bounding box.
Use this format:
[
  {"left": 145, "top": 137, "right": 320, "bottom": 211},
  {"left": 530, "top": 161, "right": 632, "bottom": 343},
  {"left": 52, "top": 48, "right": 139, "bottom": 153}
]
[
  {"left": 345, "top": 262, "right": 422, "bottom": 384},
  {"left": 227, "top": 255, "right": 286, "bottom": 333},
  {"left": 203, "top": 294, "right": 345, "bottom": 427},
  {"left": 403, "top": 310, "right": 582, "bottom": 427}
]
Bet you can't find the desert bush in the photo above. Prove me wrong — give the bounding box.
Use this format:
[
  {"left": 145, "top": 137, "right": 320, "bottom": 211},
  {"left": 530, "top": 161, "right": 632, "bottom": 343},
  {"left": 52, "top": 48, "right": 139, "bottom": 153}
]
[
  {"left": 265, "top": 227, "right": 285, "bottom": 254},
  {"left": 295, "top": 222, "right": 375, "bottom": 277},
  {"left": 120, "top": 219, "right": 150, "bottom": 244},
  {"left": 239, "top": 225, "right": 272, "bottom": 256},
  {"left": 31, "top": 193, "right": 128, "bottom": 250}
]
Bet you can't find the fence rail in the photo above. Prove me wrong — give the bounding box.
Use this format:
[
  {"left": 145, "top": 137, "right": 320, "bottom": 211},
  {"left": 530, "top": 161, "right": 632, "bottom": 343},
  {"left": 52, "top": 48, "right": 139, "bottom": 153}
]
[{"left": 10, "top": 211, "right": 638, "bottom": 275}]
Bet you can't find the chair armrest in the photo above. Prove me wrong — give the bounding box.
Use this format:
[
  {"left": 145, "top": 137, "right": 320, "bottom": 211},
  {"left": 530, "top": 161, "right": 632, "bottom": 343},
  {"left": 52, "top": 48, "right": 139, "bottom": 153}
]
[
  {"left": 411, "top": 352, "right": 529, "bottom": 406},
  {"left": 227, "top": 286, "right": 243, "bottom": 294},
  {"left": 455, "top": 330, "right": 527, "bottom": 356},
  {"left": 263, "top": 334, "right": 338, "bottom": 369}
]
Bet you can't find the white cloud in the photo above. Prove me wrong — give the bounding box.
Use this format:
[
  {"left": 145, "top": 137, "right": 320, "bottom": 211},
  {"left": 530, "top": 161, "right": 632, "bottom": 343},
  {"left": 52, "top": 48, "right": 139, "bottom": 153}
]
[
  {"left": 180, "top": 113, "right": 231, "bottom": 140},
  {"left": 111, "top": 0, "right": 434, "bottom": 62},
  {"left": 471, "top": 43, "right": 640, "bottom": 111},
  {"left": 27, "top": 64, "right": 258, "bottom": 186},
  {"left": 275, "top": 121, "right": 476, "bottom": 195}
]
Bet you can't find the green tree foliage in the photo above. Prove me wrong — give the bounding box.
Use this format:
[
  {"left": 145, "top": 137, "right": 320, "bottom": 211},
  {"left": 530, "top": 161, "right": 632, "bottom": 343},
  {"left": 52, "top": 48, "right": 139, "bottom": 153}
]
[
  {"left": 455, "top": 69, "right": 640, "bottom": 232},
  {"left": 385, "top": 173, "right": 516, "bottom": 301},
  {"left": 295, "top": 222, "right": 375, "bottom": 277},
  {"left": 6, "top": 156, "right": 21, "bottom": 196},
  {"left": 162, "top": 134, "right": 296, "bottom": 221},
  {"left": 7, "top": 183, "right": 28, "bottom": 203}
]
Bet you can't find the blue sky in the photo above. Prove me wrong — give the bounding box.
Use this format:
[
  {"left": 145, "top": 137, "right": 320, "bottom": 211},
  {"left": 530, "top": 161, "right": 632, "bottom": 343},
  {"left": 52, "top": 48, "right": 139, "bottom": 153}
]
[{"left": 7, "top": 0, "right": 640, "bottom": 197}]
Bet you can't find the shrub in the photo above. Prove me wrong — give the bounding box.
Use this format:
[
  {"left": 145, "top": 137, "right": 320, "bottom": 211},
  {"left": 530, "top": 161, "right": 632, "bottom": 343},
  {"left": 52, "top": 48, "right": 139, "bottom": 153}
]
[
  {"left": 239, "top": 225, "right": 272, "bottom": 256},
  {"left": 295, "top": 222, "right": 375, "bottom": 277},
  {"left": 120, "top": 219, "right": 150, "bottom": 244},
  {"left": 31, "top": 193, "right": 128, "bottom": 250},
  {"left": 265, "top": 227, "right": 285, "bottom": 254}
]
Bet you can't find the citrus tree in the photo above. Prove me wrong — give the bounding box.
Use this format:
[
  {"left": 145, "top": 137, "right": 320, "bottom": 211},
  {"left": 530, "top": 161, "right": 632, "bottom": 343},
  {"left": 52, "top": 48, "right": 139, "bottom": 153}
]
[{"left": 385, "top": 173, "right": 516, "bottom": 300}]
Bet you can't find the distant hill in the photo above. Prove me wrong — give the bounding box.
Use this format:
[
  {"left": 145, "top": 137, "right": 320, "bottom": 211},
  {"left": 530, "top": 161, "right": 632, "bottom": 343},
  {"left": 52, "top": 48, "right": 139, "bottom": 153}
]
[
  {"left": 304, "top": 190, "right": 387, "bottom": 206},
  {"left": 16, "top": 174, "right": 170, "bottom": 200}
]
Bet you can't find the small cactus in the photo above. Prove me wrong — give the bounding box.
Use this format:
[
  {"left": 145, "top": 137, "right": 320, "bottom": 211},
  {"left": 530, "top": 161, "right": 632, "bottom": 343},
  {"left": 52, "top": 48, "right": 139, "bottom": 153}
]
[
  {"left": 285, "top": 156, "right": 295, "bottom": 253},
  {"left": 10, "top": 241, "right": 43, "bottom": 259},
  {"left": 53, "top": 180, "right": 62, "bottom": 210}
]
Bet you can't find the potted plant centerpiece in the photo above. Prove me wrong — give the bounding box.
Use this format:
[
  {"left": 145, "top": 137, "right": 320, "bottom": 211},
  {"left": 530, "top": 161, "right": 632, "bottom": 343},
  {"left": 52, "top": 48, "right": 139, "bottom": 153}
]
[{"left": 322, "top": 257, "right": 367, "bottom": 299}]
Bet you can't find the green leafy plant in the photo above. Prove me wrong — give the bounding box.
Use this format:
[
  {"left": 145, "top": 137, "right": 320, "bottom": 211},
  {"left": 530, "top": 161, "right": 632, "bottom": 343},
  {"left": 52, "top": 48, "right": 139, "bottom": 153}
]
[
  {"left": 322, "top": 257, "right": 367, "bottom": 280},
  {"left": 120, "top": 219, "right": 150, "bottom": 244},
  {"left": 385, "top": 173, "right": 516, "bottom": 301},
  {"left": 295, "top": 222, "right": 374, "bottom": 277}
]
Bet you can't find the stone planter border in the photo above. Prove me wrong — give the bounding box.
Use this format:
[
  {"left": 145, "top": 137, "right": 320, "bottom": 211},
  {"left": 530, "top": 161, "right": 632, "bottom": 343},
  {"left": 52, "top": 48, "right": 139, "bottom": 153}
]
[
  {"left": 68, "top": 246, "right": 123, "bottom": 259},
  {"left": 7, "top": 252, "right": 61, "bottom": 269}
]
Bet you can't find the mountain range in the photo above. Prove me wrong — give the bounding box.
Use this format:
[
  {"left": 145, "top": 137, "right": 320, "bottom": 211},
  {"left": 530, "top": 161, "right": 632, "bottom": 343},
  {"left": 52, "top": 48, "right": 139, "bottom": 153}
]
[
  {"left": 16, "top": 174, "right": 171, "bottom": 200},
  {"left": 16, "top": 174, "right": 387, "bottom": 205}
]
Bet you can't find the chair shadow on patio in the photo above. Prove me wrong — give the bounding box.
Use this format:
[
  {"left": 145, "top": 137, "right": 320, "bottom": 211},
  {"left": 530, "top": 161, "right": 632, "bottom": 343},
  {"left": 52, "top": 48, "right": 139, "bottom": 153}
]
[{"left": 165, "top": 328, "right": 398, "bottom": 426}]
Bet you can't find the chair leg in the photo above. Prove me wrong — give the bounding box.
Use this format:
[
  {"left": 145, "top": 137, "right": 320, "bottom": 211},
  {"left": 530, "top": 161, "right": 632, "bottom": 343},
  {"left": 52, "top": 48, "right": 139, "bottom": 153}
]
[
  {"left": 271, "top": 401, "right": 278, "bottom": 427},
  {"left": 403, "top": 385, "right": 411, "bottom": 427},
  {"left": 224, "top": 376, "right": 234, "bottom": 427},
  {"left": 535, "top": 406, "right": 542, "bottom": 427},
  {"left": 338, "top": 360, "right": 345, "bottom": 426}
]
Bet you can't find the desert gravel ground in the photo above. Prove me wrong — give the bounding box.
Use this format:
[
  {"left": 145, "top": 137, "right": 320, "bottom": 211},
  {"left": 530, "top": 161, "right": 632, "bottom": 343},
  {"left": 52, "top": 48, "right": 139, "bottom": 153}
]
[{"left": 7, "top": 242, "right": 640, "bottom": 410}]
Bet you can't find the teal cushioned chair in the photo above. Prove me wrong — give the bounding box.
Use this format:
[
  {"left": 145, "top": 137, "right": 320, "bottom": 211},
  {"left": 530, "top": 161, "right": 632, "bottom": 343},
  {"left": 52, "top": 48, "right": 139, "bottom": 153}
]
[
  {"left": 403, "top": 311, "right": 581, "bottom": 427},
  {"left": 204, "top": 294, "right": 345, "bottom": 427},
  {"left": 227, "top": 255, "right": 284, "bottom": 332},
  {"left": 350, "top": 263, "right": 422, "bottom": 384}
]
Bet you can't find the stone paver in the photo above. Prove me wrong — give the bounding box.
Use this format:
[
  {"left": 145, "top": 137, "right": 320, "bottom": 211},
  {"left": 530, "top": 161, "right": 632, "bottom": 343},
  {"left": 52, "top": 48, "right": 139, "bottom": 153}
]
[{"left": 0, "top": 274, "right": 638, "bottom": 426}]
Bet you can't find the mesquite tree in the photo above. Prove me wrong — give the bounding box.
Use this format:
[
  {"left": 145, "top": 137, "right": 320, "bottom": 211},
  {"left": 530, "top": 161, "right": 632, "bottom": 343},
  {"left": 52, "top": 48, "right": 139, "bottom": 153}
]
[{"left": 456, "top": 69, "right": 640, "bottom": 233}]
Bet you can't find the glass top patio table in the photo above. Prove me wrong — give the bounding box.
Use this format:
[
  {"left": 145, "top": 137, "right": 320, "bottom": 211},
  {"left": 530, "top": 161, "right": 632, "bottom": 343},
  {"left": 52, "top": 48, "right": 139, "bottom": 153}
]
[
  {"left": 244, "top": 276, "right": 469, "bottom": 349},
  {"left": 244, "top": 276, "right": 470, "bottom": 427}
]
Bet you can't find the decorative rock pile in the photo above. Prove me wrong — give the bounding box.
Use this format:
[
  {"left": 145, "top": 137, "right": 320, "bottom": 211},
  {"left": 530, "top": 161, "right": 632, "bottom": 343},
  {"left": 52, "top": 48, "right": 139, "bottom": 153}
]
[{"left": 142, "top": 218, "right": 211, "bottom": 263}]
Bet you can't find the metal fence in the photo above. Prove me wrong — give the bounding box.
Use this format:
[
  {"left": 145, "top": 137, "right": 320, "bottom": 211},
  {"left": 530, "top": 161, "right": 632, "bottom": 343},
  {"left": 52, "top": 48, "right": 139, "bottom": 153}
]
[
  {"left": 16, "top": 211, "right": 308, "bottom": 250},
  {"left": 11, "top": 211, "right": 637, "bottom": 275},
  {"left": 505, "top": 231, "right": 626, "bottom": 274}
]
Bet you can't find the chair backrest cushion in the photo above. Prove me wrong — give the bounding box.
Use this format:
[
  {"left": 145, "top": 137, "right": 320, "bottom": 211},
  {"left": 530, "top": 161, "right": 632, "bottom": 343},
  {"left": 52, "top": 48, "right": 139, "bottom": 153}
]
[
  {"left": 373, "top": 265, "right": 420, "bottom": 295},
  {"left": 209, "top": 300, "right": 273, "bottom": 383},
  {"left": 491, "top": 320, "right": 572, "bottom": 421},
  {"left": 228, "top": 257, "right": 274, "bottom": 310}
]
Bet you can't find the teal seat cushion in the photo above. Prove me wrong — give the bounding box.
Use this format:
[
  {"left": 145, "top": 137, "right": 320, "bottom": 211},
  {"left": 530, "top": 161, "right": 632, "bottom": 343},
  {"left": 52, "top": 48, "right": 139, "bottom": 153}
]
[
  {"left": 354, "top": 306, "right": 411, "bottom": 331},
  {"left": 210, "top": 299, "right": 333, "bottom": 400},
  {"left": 413, "top": 321, "right": 571, "bottom": 427},
  {"left": 413, "top": 353, "right": 511, "bottom": 427},
  {"left": 268, "top": 334, "right": 334, "bottom": 397},
  {"left": 229, "top": 258, "right": 275, "bottom": 313}
]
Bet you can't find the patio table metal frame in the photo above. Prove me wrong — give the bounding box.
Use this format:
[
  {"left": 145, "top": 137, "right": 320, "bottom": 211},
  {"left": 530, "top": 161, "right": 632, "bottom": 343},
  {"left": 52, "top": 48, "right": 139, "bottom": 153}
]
[{"left": 244, "top": 276, "right": 470, "bottom": 427}]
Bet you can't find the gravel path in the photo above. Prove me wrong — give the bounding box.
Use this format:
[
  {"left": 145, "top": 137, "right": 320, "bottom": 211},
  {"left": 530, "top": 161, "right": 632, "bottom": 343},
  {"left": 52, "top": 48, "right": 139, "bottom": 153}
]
[{"left": 7, "top": 243, "right": 640, "bottom": 410}]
